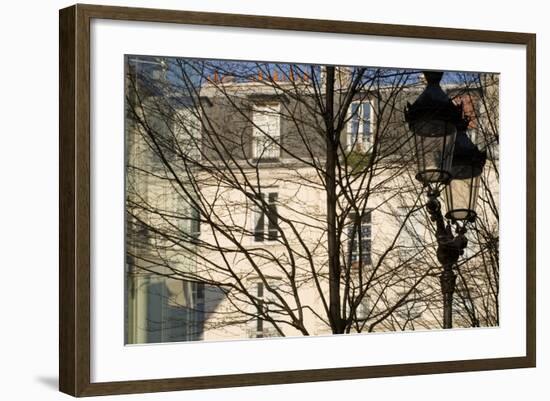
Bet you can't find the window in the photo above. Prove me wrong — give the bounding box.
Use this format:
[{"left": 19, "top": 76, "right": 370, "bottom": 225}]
[
  {"left": 347, "top": 100, "right": 373, "bottom": 152},
  {"left": 347, "top": 211, "right": 372, "bottom": 266},
  {"left": 253, "top": 192, "right": 279, "bottom": 242},
  {"left": 356, "top": 295, "right": 370, "bottom": 321},
  {"left": 248, "top": 280, "right": 280, "bottom": 338},
  {"left": 252, "top": 104, "right": 281, "bottom": 160}
]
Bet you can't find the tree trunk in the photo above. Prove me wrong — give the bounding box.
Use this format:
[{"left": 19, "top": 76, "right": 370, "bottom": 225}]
[{"left": 324, "top": 66, "right": 344, "bottom": 334}]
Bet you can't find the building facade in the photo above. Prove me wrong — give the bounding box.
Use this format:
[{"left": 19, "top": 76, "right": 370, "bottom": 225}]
[{"left": 125, "top": 57, "right": 500, "bottom": 343}]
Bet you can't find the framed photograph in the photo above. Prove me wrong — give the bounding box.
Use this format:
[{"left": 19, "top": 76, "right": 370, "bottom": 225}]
[{"left": 59, "top": 4, "right": 536, "bottom": 397}]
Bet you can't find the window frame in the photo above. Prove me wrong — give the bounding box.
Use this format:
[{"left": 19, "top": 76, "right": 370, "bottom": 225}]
[
  {"left": 251, "top": 103, "right": 282, "bottom": 160},
  {"left": 252, "top": 191, "right": 279, "bottom": 243},
  {"left": 347, "top": 210, "right": 373, "bottom": 267},
  {"left": 346, "top": 99, "right": 374, "bottom": 152},
  {"left": 247, "top": 279, "right": 281, "bottom": 339}
]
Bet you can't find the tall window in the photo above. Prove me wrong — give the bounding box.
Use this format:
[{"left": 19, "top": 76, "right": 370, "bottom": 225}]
[
  {"left": 253, "top": 192, "right": 279, "bottom": 242},
  {"left": 252, "top": 103, "right": 281, "bottom": 160},
  {"left": 347, "top": 211, "right": 372, "bottom": 266},
  {"left": 249, "top": 280, "right": 280, "bottom": 338},
  {"left": 347, "top": 100, "right": 373, "bottom": 152},
  {"left": 189, "top": 205, "right": 201, "bottom": 243}
]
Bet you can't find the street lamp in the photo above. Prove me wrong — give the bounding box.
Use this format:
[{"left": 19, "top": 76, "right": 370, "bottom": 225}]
[
  {"left": 405, "top": 71, "right": 463, "bottom": 186},
  {"left": 405, "top": 70, "right": 486, "bottom": 329}
]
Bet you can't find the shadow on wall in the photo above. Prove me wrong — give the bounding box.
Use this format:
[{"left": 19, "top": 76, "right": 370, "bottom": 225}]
[
  {"left": 144, "top": 280, "right": 226, "bottom": 343},
  {"left": 35, "top": 376, "right": 58, "bottom": 390}
]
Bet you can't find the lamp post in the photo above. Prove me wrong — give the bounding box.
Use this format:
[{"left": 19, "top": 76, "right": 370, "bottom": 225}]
[{"left": 405, "top": 71, "right": 486, "bottom": 329}]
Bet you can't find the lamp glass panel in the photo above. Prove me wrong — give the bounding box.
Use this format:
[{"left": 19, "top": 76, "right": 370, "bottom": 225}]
[
  {"left": 444, "top": 173, "right": 480, "bottom": 220},
  {"left": 413, "top": 119, "right": 456, "bottom": 183}
]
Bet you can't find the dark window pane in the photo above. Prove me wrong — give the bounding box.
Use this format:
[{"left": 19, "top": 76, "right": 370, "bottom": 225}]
[
  {"left": 362, "top": 102, "right": 371, "bottom": 135},
  {"left": 191, "top": 206, "right": 200, "bottom": 239},
  {"left": 267, "top": 192, "right": 278, "bottom": 240},
  {"left": 254, "top": 195, "right": 265, "bottom": 242},
  {"left": 362, "top": 239, "right": 372, "bottom": 264},
  {"left": 254, "top": 213, "right": 264, "bottom": 241},
  {"left": 363, "top": 211, "right": 372, "bottom": 224},
  {"left": 350, "top": 102, "right": 360, "bottom": 142}
]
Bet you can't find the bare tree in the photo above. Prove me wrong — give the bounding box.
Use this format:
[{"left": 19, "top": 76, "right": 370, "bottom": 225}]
[{"left": 124, "top": 57, "right": 499, "bottom": 342}]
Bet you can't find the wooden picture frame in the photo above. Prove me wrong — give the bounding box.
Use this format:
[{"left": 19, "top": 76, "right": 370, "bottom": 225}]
[{"left": 59, "top": 3, "right": 536, "bottom": 397}]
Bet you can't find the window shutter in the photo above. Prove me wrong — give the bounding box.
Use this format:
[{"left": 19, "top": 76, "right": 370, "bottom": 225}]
[
  {"left": 255, "top": 283, "right": 264, "bottom": 337},
  {"left": 363, "top": 211, "right": 372, "bottom": 264},
  {"left": 190, "top": 206, "right": 200, "bottom": 239},
  {"left": 348, "top": 224, "right": 357, "bottom": 262},
  {"left": 349, "top": 103, "right": 360, "bottom": 143},
  {"left": 267, "top": 193, "right": 278, "bottom": 240},
  {"left": 256, "top": 299, "right": 264, "bottom": 335},
  {"left": 362, "top": 102, "right": 371, "bottom": 137},
  {"left": 254, "top": 194, "right": 265, "bottom": 242}
]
